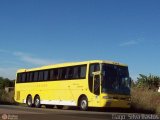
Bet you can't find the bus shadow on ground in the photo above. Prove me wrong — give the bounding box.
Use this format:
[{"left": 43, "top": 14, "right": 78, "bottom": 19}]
[
  {"left": 22, "top": 104, "right": 155, "bottom": 114},
  {"left": 47, "top": 106, "right": 131, "bottom": 113},
  {"left": 56, "top": 106, "right": 155, "bottom": 114}
]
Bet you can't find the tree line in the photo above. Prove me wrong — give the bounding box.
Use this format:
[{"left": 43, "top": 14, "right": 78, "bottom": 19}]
[
  {"left": 0, "top": 77, "right": 15, "bottom": 89},
  {"left": 132, "top": 74, "right": 160, "bottom": 91}
]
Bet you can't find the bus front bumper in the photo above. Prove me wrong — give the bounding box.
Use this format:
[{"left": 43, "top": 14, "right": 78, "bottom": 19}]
[{"left": 101, "top": 99, "right": 131, "bottom": 108}]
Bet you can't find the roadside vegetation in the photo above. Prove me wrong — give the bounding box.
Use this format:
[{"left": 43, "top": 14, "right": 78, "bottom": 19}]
[
  {"left": 0, "top": 74, "right": 160, "bottom": 114},
  {"left": 131, "top": 74, "right": 160, "bottom": 114},
  {"left": 0, "top": 77, "right": 16, "bottom": 104},
  {"left": 0, "top": 89, "right": 15, "bottom": 104},
  {"left": 0, "top": 77, "right": 14, "bottom": 89}
]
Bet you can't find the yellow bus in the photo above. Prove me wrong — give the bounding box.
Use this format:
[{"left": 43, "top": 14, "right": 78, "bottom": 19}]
[{"left": 14, "top": 60, "right": 131, "bottom": 110}]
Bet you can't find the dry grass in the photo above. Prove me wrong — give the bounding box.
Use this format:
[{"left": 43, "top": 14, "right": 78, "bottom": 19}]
[
  {"left": 0, "top": 89, "right": 16, "bottom": 104},
  {"left": 131, "top": 87, "right": 160, "bottom": 114},
  {"left": 0, "top": 88, "right": 160, "bottom": 114}
]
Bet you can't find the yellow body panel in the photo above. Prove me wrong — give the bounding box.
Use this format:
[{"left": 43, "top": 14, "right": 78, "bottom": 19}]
[{"left": 14, "top": 60, "right": 130, "bottom": 108}]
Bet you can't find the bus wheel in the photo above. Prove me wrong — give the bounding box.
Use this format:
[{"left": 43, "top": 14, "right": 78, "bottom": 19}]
[
  {"left": 34, "top": 95, "right": 41, "bottom": 108},
  {"left": 26, "top": 95, "right": 32, "bottom": 107},
  {"left": 79, "top": 96, "right": 88, "bottom": 111},
  {"left": 56, "top": 105, "right": 63, "bottom": 109}
]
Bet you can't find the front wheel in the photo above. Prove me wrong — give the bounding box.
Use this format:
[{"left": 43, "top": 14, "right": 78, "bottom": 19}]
[
  {"left": 34, "top": 95, "right": 41, "bottom": 108},
  {"left": 79, "top": 96, "right": 88, "bottom": 111}
]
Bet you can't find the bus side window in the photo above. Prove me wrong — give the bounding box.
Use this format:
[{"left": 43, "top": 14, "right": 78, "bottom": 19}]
[
  {"left": 62, "top": 68, "right": 67, "bottom": 80},
  {"left": 50, "top": 69, "right": 58, "bottom": 80},
  {"left": 33, "top": 71, "right": 38, "bottom": 82},
  {"left": 22, "top": 73, "right": 26, "bottom": 83},
  {"left": 17, "top": 73, "right": 21, "bottom": 83},
  {"left": 58, "top": 68, "right": 62, "bottom": 80},
  {"left": 44, "top": 70, "right": 49, "bottom": 81},
  {"left": 58, "top": 68, "right": 67, "bottom": 80},
  {"left": 53, "top": 69, "right": 58, "bottom": 80},
  {"left": 38, "top": 71, "right": 44, "bottom": 81},
  {"left": 29, "top": 72, "right": 34, "bottom": 82},
  {"left": 67, "top": 67, "right": 74, "bottom": 79},
  {"left": 50, "top": 69, "right": 54, "bottom": 80},
  {"left": 26, "top": 72, "right": 30, "bottom": 82},
  {"left": 80, "top": 65, "right": 86, "bottom": 79},
  {"left": 73, "top": 66, "right": 79, "bottom": 79}
]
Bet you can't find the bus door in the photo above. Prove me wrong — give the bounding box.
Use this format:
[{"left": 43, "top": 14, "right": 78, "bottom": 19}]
[
  {"left": 92, "top": 71, "right": 101, "bottom": 96},
  {"left": 89, "top": 63, "right": 101, "bottom": 106}
]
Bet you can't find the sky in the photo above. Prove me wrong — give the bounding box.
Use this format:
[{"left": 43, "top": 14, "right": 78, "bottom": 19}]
[{"left": 0, "top": 0, "right": 160, "bottom": 80}]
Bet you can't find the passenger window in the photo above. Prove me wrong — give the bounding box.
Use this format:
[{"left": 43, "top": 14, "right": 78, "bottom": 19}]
[
  {"left": 50, "top": 69, "right": 54, "bottom": 80},
  {"left": 26, "top": 72, "right": 30, "bottom": 82},
  {"left": 67, "top": 67, "right": 74, "bottom": 79},
  {"left": 38, "top": 71, "right": 44, "bottom": 81},
  {"left": 73, "top": 67, "right": 79, "bottom": 79},
  {"left": 17, "top": 73, "right": 21, "bottom": 83},
  {"left": 22, "top": 73, "right": 26, "bottom": 82},
  {"left": 80, "top": 66, "right": 86, "bottom": 78},
  {"left": 33, "top": 72, "right": 38, "bottom": 82},
  {"left": 58, "top": 68, "right": 67, "bottom": 80},
  {"left": 44, "top": 70, "right": 49, "bottom": 81},
  {"left": 29, "top": 72, "right": 33, "bottom": 82},
  {"left": 50, "top": 69, "right": 58, "bottom": 80}
]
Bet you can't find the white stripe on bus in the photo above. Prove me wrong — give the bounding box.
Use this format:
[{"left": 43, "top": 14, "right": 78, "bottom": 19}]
[{"left": 23, "top": 99, "right": 76, "bottom": 106}]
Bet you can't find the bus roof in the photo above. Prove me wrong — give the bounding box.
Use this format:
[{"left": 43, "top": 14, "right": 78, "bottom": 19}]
[{"left": 17, "top": 60, "right": 128, "bottom": 73}]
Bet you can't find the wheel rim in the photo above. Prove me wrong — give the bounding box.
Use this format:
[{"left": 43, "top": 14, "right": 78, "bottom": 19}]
[
  {"left": 28, "top": 100, "right": 31, "bottom": 105},
  {"left": 35, "top": 98, "right": 40, "bottom": 106},
  {"left": 81, "top": 100, "right": 87, "bottom": 109},
  {"left": 27, "top": 97, "right": 32, "bottom": 106}
]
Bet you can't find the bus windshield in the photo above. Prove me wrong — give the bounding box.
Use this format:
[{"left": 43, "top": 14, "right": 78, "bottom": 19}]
[{"left": 102, "top": 64, "right": 130, "bottom": 95}]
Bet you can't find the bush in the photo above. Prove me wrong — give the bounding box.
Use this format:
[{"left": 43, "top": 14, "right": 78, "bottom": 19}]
[
  {"left": 137, "top": 74, "right": 160, "bottom": 91},
  {"left": 131, "top": 87, "right": 160, "bottom": 114},
  {"left": 0, "top": 89, "right": 16, "bottom": 104}
]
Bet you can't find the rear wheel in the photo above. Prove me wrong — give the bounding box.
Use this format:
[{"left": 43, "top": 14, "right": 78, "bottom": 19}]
[
  {"left": 79, "top": 96, "right": 88, "bottom": 111},
  {"left": 26, "top": 95, "right": 32, "bottom": 107},
  {"left": 34, "top": 95, "right": 41, "bottom": 108}
]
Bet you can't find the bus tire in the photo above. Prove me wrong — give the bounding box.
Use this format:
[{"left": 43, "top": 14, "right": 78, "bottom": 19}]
[
  {"left": 34, "top": 95, "right": 41, "bottom": 108},
  {"left": 56, "top": 105, "right": 63, "bottom": 109},
  {"left": 79, "top": 96, "right": 88, "bottom": 111},
  {"left": 26, "top": 95, "right": 32, "bottom": 107}
]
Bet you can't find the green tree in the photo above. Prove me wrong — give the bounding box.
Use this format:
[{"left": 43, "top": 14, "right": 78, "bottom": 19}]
[
  {"left": 0, "top": 77, "right": 5, "bottom": 89},
  {"left": 137, "top": 74, "right": 160, "bottom": 90},
  {"left": 131, "top": 79, "right": 136, "bottom": 88},
  {"left": 0, "top": 77, "right": 14, "bottom": 89}
]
